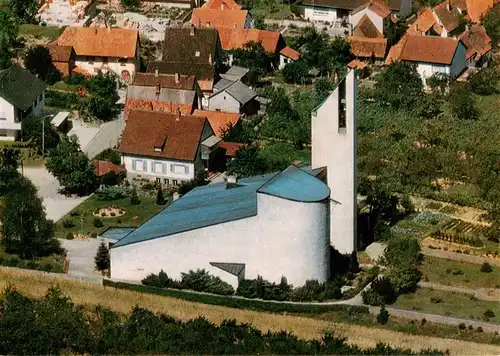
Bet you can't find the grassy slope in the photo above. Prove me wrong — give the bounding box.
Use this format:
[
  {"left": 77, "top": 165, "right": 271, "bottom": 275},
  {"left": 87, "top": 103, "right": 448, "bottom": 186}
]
[
  {"left": 0, "top": 268, "right": 499, "bottom": 354},
  {"left": 18, "top": 24, "right": 64, "bottom": 40},
  {"left": 54, "top": 195, "right": 164, "bottom": 238},
  {"left": 421, "top": 256, "right": 500, "bottom": 289},
  {"left": 395, "top": 288, "right": 500, "bottom": 324}
]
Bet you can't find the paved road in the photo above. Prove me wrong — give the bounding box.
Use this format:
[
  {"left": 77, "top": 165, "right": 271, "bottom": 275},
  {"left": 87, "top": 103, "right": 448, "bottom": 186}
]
[
  {"left": 60, "top": 237, "right": 115, "bottom": 277},
  {"left": 83, "top": 111, "right": 125, "bottom": 159},
  {"left": 68, "top": 119, "right": 100, "bottom": 149},
  {"left": 21, "top": 167, "right": 89, "bottom": 222}
]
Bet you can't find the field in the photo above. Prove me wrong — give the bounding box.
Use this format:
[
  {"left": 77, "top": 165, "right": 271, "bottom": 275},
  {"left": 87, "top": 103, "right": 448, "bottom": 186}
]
[
  {"left": 421, "top": 256, "right": 500, "bottom": 289},
  {"left": 18, "top": 24, "right": 64, "bottom": 40},
  {"left": 54, "top": 195, "right": 164, "bottom": 238},
  {"left": 0, "top": 268, "right": 499, "bottom": 355},
  {"left": 395, "top": 288, "right": 500, "bottom": 324}
]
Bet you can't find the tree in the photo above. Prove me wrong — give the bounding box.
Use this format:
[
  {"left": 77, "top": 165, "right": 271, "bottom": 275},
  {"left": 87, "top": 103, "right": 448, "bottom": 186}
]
[
  {"left": 121, "top": 0, "right": 140, "bottom": 8},
  {"left": 94, "top": 148, "right": 121, "bottom": 165},
  {"left": 377, "top": 306, "right": 390, "bottom": 324},
  {"left": 21, "top": 115, "right": 60, "bottom": 154},
  {"left": 282, "top": 59, "right": 308, "bottom": 84},
  {"left": 178, "top": 169, "right": 209, "bottom": 195},
  {"left": 80, "top": 73, "right": 119, "bottom": 121},
  {"left": 94, "top": 241, "right": 110, "bottom": 272},
  {"left": 448, "top": 83, "right": 478, "bottom": 120},
  {"left": 468, "top": 68, "right": 499, "bottom": 95},
  {"left": 227, "top": 146, "right": 268, "bottom": 178},
  {"left": 483, "top": 3, "right": 500, "bottom": 45},
  {"left": 45, "top": 135, "right": 97, "bottom": 195},
  {"left": 25, "top": 46, "right": 61, "bottom": 84},
  {"left": 230, "top": 41, "right": 275, "bottom": 85},
  {"left": 0, "top": 147, "right": 21, "bottom": 196},
  {"left": 375, "top": 62, "right": 423, "bottom": 111},
  {"left": 1, "top": 176, "right": 62, "bottom": 258},
  {"left": 156, "top": 185, "right": 167, "bottom": 205},
  {"left": 130, "top": 187, "right": 140, "bottom": 205},
  {"left": 0, "top": 11, "right": 19, "bottom": 69},
  {"left": 9, "top": 0, "right": 38, "bottom": 23}
]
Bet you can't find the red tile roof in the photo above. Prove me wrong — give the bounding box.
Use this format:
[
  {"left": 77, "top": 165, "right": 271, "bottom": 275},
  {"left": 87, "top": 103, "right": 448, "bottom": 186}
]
[
  {"left": 352, "top": 0, "right": 391, "bottom": 18},
  {"left": 399, "top": 35, "right": 460, "bottom": 65},
  {"left": 279, "top": 46, "right": 301, "bottom": 60},
  {"left": 459, "top": 24, "right": 492, "bottom": 60},
  {"left": 93, "top": 160, "right": 125, "bottom": 176},
  {"left": 433, "top": 1, "right": 463, "bottom": 32},
  {"left": 407, "top": 7, "right": 436, "bottom": 35},
  {"left": 120, "top": 110, "right": 209, "bottom": 161},
  {"left": 353, "top": 14, "right": 383, "bottom": 38},
  {"left": 218, "top": 28, "right": 284, "bottom": 53},
  {"left": 56, "top": 27, "right": 138, "bottom": 58},
  {"left": 133, "top": 73, "right": 196, "bottom": 90},
  {"left": 347, "top": 59, "right": 368, "bottom": 69},
  {"left": 48, "top": 43, "right": 73, "bottom": 62},
  {"left": 124, "top": 98, "right": 194, "bottom": 121},
  {"left": 349, "top": 36, "right": 387, "bottom": 58},
  {"left": 193, "top": 109, "right": 240, "bottom": 137},
  {"left": 465, "top": 0, "right": 494, "bottom": 22},
  {"left": 219, "top": 141, "right": 246, "bottom": 157},
  {"left": 191, "top": 8, "right": 248, "bottom": 29},
  {"left": 202, "top": 0, "right": 242, "bottom": 10}
]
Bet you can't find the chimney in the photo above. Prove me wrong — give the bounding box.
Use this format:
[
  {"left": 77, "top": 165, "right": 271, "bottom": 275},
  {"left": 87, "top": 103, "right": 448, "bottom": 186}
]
[
  {"left": 155, "top": 68, "right": 159, "bottom": 77},
  {"left": 176, "top": 107, "right": 181, "bottom": 121},
  {"left": 221, "top": 3, "right": 224, "bottom": 9},
  {"left": 190, "top": 25, "right": 195, "bottom": 36},
  {"left": 446, "top": 0, "right": 451, "bottom": 11},
  {"left": 174, "top": 72, "right": 180, "bottom": 84},
  {"left": 208, "top": 53, "right": 212, "bottom": 65}
]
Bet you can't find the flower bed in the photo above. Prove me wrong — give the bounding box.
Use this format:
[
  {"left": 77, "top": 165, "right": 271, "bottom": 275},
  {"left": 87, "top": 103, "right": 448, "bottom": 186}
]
[{"left": 93, "top": 207, "right": 125, "bottom": 218}]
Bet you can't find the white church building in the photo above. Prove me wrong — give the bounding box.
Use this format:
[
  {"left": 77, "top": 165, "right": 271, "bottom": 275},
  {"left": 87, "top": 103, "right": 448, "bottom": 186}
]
[{"left": 109, "top": 70, "right": 357, "bottom": 288}]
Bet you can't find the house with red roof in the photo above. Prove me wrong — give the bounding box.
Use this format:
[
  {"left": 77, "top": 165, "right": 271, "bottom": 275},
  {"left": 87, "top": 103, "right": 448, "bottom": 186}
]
[
  {"left": 120, "top": 109, "right": 217, "bottom": 186},
  {"left": 459, "top": 24, "right": 492, "bottom": 67},
  {"left": 349, "top": 0, "right": 392, "bottom": 34},
  {"left": 348, "top": 14, "right": 388, "bottom": 60}
]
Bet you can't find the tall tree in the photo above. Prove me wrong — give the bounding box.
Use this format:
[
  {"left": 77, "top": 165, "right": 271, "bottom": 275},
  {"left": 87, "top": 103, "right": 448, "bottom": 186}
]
[
  {"left": 80, "top": 73, "right": 119, "bottom": 121},
  {"left": 45, "top": 135, "right": 97, "bottom": 195},
  {"left": 1, "top": 176, "right": 61, "bottom": 258},
  {"left": 448, "top": 83, "right": 478, "bottom": 120},
  {"left": 21, "top": 115, "right": 60, "bottom": 154},
  {"left": 483, "top": 3, "right": 500, "bottom": 45},
  {"left": 282, "top": 59, "right": 308, "bottom": 84},
  {"left": 0, "top": 11, "right": 19, "bottom": 69},
  {"left": 0, "top": 148, "right": 21, "bottom": 196},
  {"left": 94, "top": 241, "right": 110, "bottom": 272},
  {"left": 9, "top": 0, "right": 38, "bottom": 23},
  {"left": 230, "top": 41, "right": 274, "bottom": 85},
  {"left": 227, "top": 146, "right": 268, "bottom": 178},
  {"left": 25, "top": 46, "right": 61, "bottom": 84}
]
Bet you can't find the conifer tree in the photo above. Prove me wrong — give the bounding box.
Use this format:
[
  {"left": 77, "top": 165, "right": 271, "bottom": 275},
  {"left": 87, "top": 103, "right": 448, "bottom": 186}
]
[
  {"left": 94, "top": 241, "right": 110, "bottom": 272},
  {"left": 156, "top": 185, "right": 167, "bottom": 205}
]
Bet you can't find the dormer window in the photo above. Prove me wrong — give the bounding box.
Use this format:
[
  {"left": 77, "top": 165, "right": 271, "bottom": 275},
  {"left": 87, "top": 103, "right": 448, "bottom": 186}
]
[
  {"left": 195, "top": 51, "right": 200, "bottom": 57},
  {"left": 154, "top": 135, "right": 167, "bottom": 152}
]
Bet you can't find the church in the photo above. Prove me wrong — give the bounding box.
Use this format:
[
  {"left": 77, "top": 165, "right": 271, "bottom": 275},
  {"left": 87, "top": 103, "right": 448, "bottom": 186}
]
[{"left": 109, "top": 70, "right": 357, "bottom": 288}]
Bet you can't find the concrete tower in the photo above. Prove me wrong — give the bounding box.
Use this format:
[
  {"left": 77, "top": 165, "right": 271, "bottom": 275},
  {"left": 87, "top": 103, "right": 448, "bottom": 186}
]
[{"left": 311, "top": 69, "right": 357, "bottom": 254}]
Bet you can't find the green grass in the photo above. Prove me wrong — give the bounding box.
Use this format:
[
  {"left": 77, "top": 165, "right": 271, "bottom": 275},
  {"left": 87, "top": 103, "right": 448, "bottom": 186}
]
[
  {"left": 421, "top": 256, "right": 500, "bottom": 289},
  {"left": 19, "top": 24, "right": 64, "bottom": 40},
  {"left": 394, "top": 288, "right": 500, "bottom": 324},
  {"left": 50, "top": 81, "right": 79, "bottom": 92},
  {"left": 250, "top": 0, "right": 293, "bottom": 20},
  {"left": 0, "top": 245, "right": 65, "bottom": 273},
  {"left": 439, "top": 205, "right": 458, "bottom": 214},
  {"left": 54, "top": 195, "right": 165, "bottom": 238},
  {"left": 0, "top": 141, "right": 44, "bottom": 167},
  {"left": 425, "top": 201, "right": 443, "bottom": 210},
  {"left": 260, "top": 141, "right": 311, "bottom": 166}
]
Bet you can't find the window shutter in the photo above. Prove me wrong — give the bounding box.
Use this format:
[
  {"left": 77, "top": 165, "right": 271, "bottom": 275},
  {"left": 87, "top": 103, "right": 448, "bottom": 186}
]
[
  {"left": 143, "top": 160, "right": 147, "bottom": 172},
  {"left": 132, "top": 159, "right": 136, "bottom": 171},
  {"left": 162, "top": 163, "right": 166, "bottom": 174}
]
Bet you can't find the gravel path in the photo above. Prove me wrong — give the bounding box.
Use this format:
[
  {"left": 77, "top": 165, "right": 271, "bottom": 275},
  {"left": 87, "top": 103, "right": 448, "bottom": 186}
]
[
  {"left": 422, "top": 247, "right": 500, "bottom": 267},
  {"left": 419, "top": 282, "right": 500, "bottom": 302}
]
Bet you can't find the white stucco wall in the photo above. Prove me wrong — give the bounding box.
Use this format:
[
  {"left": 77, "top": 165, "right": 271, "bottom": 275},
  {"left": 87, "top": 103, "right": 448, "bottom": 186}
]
[
  {"left": 415, "top": 43, "right": 466, "bottom": 86},
  {"left": 75, "top": 56, "right": 137, "bottom": 82},
  {"left": 349, "top": 8, "right": 383, "bottom": 34},
  {"left": 0, "top": 92, "right": 44, "bottom": 140},
  {"left": 278, "top": 54, "right": 296, "bottom": 70},
  {"left": 110, "top": 193, "right": 330, "bottom": 288},
  {"left": 208, "top": 91, "right": 241, "bottom": 113},
  {"left": 303, "top": 5, "right": 337, "bottom": 22},
  {"left": 312, "top": 70, "right": 357, "bottom": 254},
  {"left": 0, "top": 96, "right": 15, "bottom": 122},
  {"left": 123, "top": 155, "right": 196, "bottom": 184}
]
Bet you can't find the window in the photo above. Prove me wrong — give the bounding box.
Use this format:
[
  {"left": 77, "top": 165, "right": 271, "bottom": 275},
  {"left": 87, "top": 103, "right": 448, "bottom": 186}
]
[
  {"left": 119, "top": 58, "right": 127, "bottom": 66},
  {"left": 87, "top": 56, "right": 95, "bottom": 64},
  {"left": 155, "top": 177, "right": 161, "bottom": 184},
  {"left": 153, "top": 161, "right": 166, "bottom": 174},
  {"left": 163, "top": 178, "right": 168, "bottom": 185},
  {"left": 195, "top": 51, "right": 200, "bottom": 57},
  {"left": 132, "top": 159, "right": 147, "bottom": 172},
  {"left": 102, "top": 56, "right": 109, "bottom": 63},
  {"left": 170, "top": 164, "right": 189, "bottom": 175},
  {"left": 173, "top": 179, "right": 178, "bottom": 186}
]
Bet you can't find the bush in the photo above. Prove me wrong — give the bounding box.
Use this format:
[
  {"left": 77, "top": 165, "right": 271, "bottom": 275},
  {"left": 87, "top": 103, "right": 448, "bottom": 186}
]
[
  {"left": 476, "top": 326, "right": 483, "bottom": 333},
  {"left": 110, "top": 212, "right": 116, "bottom": 217},
  {"left": 93, "top": 218, "right": 104, "bottom": 228},
  {"left": 90, "top": 232, "right": 98, "bottom": 238},
  {"left": 142, "top": 270, "right": 174, "bottom": 288},
  {"left": 430, "top": 297, "right": 442, "bottom": 304},
  {"left": 181, "top": 269, "right": 234, "bottom": 296},
  {"left": 66, "top": 232, "right": 74, "bottom": 240},
  {"left": 458, "top": 323, "right": 466, "bottom": 330},
  {"left": 64, "top": 73, "right": 87, "bottom": 86},
  {"left": 70, "top": 210, "right": 80, "bottom": 217},
  {"left": 377, "top": 306, "right": 389, "bottom": 324},
  {"left": 130, "top": 188, "right": 140, "bottom": 205},
  {"left": 484, "top": 309, "right": 495, "bottom": 318},
  {"left": 96, "top": 187, "right": 125, "bottom": 201},
  {"left": 45, "top": 90, "right": 80, "bottom": 109},
  {"left": 362, "top": 277, "right": 397, "bottom": 306},
  {"left": 452, "top": 269, "right": 464, "bottom": 275},
  {"left": 62, "top": 219, "right": 75, "bottom": 228},
  {"left": 480, "top": 262, "right": 493, "bottom": 273}
]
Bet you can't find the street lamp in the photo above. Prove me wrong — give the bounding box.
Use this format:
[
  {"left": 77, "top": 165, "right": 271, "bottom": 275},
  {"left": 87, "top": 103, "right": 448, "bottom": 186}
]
[{"left": 42, "top": 114, "right": 54, "bottom": 156}]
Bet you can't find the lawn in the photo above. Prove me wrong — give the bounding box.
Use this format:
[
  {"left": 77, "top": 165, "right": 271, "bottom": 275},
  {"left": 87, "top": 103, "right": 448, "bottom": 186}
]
[
  {"left": 394, "top": 288, "right": 500, "bottom": 324},
  {"left": 249, "top": 0, "right": 293, "bottom": 20},
  {"left": 0, "top": 268, "right": 499, "bottom": 355},
  {"left": 0, "top": 141, "right": 44, "bottom": 167},
  {"left": 54, "top": 194, "right": 165, "bottom": 238},
  {"left": 421, "top": 256, "right": 500, "bottom": 289},
  {"left": 50, "top": 81, "right": 79, "bottom": 92},
  {"left": 19, "top": 24, "right": 64, "bottom": 40}
]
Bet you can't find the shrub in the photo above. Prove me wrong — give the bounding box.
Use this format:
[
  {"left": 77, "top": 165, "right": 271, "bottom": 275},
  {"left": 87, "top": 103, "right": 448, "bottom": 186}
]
[
  {"left": 110, "top": 212, "right": 116, "bottom": 217},
  {"left": 142, "top": 270, "right": 174, "bottom": 288},
  {"left": 117, "top": 219, "right": 122, "bottom": 224},
  {"left": 96, "top": 186, "right": 125, "bottom": 201},
  {"left": 421, "top": 318, "right": 426, "bottom": 326},
  {"left": 181, "top": 269, "right": 234, "bottom": 296},
  {"left": 362, "top": 277, "right": 397, "bottom": 306},
  {"left": 377, "top": 306, "right": 389, "bottom": 324},
  {"left": 484, "top": 309, "right": 495, "bottom": 318},
  {"left": 66, "top": 232, "right": 74, "bottom": 240},
  {"left": 70, "top": 210, "right": 81, "bottom": 217},
  {"left": 458, "top": 323, "right": 466, "bottom": 330},
  {"left": 156, "top": 186, "right": 167, "bottom": 205},
  {"left": 468, "top": 325, "right": 474, "bottom": 330},
  {"left": 94, "top": 241, "right": 110, "bottom": 272},
  {"left": 452, "top": 269, "right": 464, "bottom": 275},
  {"left": 480, "top": 262, "right": 493, "bottom": 273},
  {"left": 93, "top": 218, "right": 104, "bottom": 228},
  {"left": 476, "top": 326, "right": 483, "bottom": 333},
  {"left": 130, "top": 188, "right": 140, "bottom": 205},
  {"left": 430, "top": 297, "right": 442, "bottom": 304},
  {"left": 90, "top": 232, "right": 98, "bottom": 238},
  {"left": 62, "top": 219, "right": 75, "bottom": 228}
]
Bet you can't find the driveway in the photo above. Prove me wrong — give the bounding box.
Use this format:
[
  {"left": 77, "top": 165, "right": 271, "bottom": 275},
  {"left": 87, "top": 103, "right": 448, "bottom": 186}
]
[
  {"left": 68, "top": 119, "right": 100, "bottom": 149},
  {"left": 60, "top": 237, "right": 115, "bottom": 277},
  {"left": 83, "top": 111, "right": 125, "bottom": 159},
  {"left": 21, "top": 167, "right": 89, "bottom": 222}
]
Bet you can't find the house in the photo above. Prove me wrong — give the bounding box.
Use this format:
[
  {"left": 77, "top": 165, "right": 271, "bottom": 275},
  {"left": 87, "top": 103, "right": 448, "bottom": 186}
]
[
  {"left": 0, "top": 65, "right": 46, "bottom": 141},
  {"left": 37, "top": 0, "right": 97, "bottom": 27},
  {"left": 349, "top": 0, "right": 392, "bottom": 34},
  {"left": 458, "top": 24, "right": 492, "bottom": 67},
  {"left": 388, "top": 35, "right": 467, "bottom": 85},
  {"left": 202, "top": 0, "right": 243, "bottom": 10},
  {"left": 53, "top": 27, "right": 139, "bottom": 82},
  {"left": 48, "top": 42, "right": 76, "bottom": 77},
  {"left": 209, "top": 80, "right": 257, "bottom": 114},
  {"left": 125, "top": 72, "right": 202, "bottom": 121},
  {"left": 93, "top": 160, "right": 126, "bottom": 185},
  {"left": 220, "top": 65, "right": 250, "bottom": 82},
  {"left": 300, "top": 0, "right": 412, "bottom": 23},
  {"left": 279, "top": 47, "right": 301, "bottom": 70},
  {"left": 348, "top": 15, "right": 387, "bottom": 60},
  {"left": 120, "top": 109, "right": 215, "bottom": 185},
  {"left": 141, "top": 0, "right": 199, "bottom": 8},
  {"left": 191, "top": 8, "right": 252, "bottom": 29},
  {"left": 193, "top": 109, "right": 241, "bottom": 137},
  {"left": 218, "top": 28, "right": 298, "bottom": 68},
  {"left": 109, "top": 70, "right": 358, "bottom": 289}
]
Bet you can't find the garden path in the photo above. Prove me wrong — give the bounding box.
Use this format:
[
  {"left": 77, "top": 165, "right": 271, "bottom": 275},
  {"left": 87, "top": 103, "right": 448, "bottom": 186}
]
[
  {"left": 418, "top": 282, "right": 500, "bottom": 302},
  {"left": 422, "top": 247, "right": 500, "bottom": 267}
]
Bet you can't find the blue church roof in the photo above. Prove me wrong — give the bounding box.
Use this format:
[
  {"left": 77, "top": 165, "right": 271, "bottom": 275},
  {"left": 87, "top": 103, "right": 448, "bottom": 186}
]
[{"left": 112, "top": 166, "right": 329, "bottom": 248}]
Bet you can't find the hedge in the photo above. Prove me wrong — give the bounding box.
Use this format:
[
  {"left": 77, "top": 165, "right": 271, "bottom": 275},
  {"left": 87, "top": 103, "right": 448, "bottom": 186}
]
[
  {"left": 103, "top": 279, "right": 370, "bottom": 315},
  {"left": 0, "top": 255, "right": 64, "bottom": 273}
]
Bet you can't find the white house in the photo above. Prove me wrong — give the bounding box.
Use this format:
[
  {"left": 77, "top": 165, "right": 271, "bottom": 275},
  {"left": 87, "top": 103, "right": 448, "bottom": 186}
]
[
  {"left": 109, "top": 70, "right": 358, "bottom": 287},
  {"left": 278, "top": 46, "right": 301, "bottom": 70},
  {"left": 397, "top": 35, "right": 467, "bottom": 86},
  {"left": 0, "top": 65, "right": 46, "bottom": 141},
  {"left": 53, "top": 27, "right": 139, "bottom": 83},
  {"left": 119, "top": 109, "right": 215, "bottom": 185},
  {"left": 208, "top": 79, "right": 257, "bottom": 114},
  {"left": 349, "top": 1, "right": 391, "bottom": 34}
]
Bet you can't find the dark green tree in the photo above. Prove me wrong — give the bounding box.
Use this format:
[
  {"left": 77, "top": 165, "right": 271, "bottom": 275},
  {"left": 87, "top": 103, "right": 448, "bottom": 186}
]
[
  {"left": 0, "top": 148, "right": 21, "bottom": 196},
  {"left": 156, "top": 185, "right": 167, "bottom": 205},
  {"left": 375, "top": 62, "right": 423, "bottom": 111},
  {"left": 25, "top": 46, "right": 61, "bottom": 84},
  {"left": 80, "top": 73, "right": 119, "bottom": 121},
  {"left": 9, "top": 0, "right": 38, "bottom": 23},
  {"left": 448, "top": 83, "right": 478, "bottom": 120},
  {"left": 227, "top": 146, "right": 268, "bottom": 178},
  {"left": 0, "top": 11, "right": 18, "bottom": 69},
  {"left": 130, "top": 187, "right": 140, "bottom": 205},
  {"left": 21, "top": 115, "right": 60, "bottom": 154},
  {"left": 377, "top": 305, "right": 390, "bottom": 324},
  {"left": 282, "top": 59, "right": 308, "bottom": 84},
  {"left": 230, "top": 41, "right": 275, "bottom": 85},
  {"left": 483, "top": 3, "right": 500, "bottom": 45},
  {"left": 45, "top": 135, "right": 97, "bottom": 195},
  {"left": 94, "top": 241, "right": 110, "bottom": 272},
  {"left": 121, "top": 0, "right": 140, "bottom": 8},
  {"left": 0, "top": 176, "right": 62, "bottom": 258},
  {"left": 467, "top": 67, "right": 499, "bottom": 95}
]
